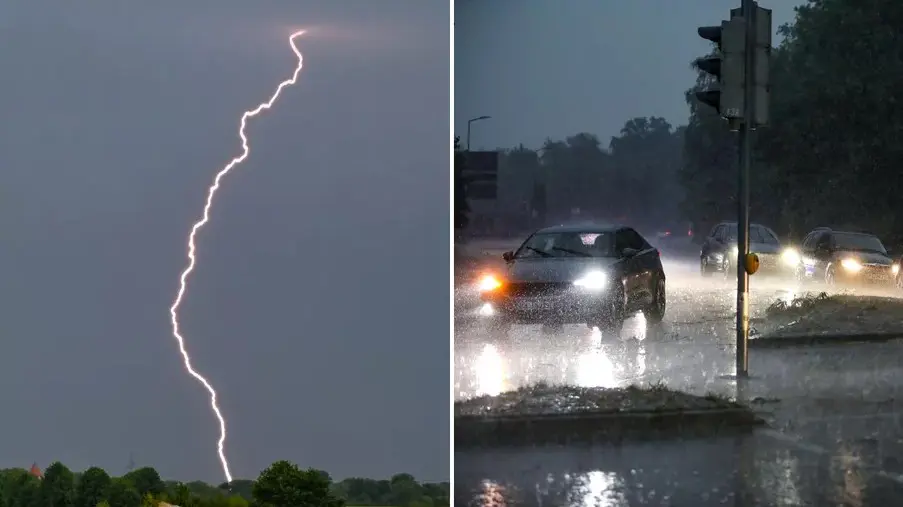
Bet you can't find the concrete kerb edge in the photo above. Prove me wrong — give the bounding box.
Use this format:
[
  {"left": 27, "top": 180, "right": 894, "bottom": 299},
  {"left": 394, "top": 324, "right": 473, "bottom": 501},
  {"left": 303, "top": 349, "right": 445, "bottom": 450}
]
[
  {"left": 454, "top": 407, "right": 764, "bottom": 448},
  {"left": 749, "top": 332, "right": 903, "bottom": 348}
]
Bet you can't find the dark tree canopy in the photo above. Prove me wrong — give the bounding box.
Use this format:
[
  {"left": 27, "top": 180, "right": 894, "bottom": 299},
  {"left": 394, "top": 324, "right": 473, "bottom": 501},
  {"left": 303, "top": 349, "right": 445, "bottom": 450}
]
[
  {"left": 460, "top": 118, "right": 683, "bottom": 235},
  {"left": 680, "top": 0, "right": 903, "bottom": 243},
  {"left": 0, "top": 463, "right": 447, "bottom": 507}
]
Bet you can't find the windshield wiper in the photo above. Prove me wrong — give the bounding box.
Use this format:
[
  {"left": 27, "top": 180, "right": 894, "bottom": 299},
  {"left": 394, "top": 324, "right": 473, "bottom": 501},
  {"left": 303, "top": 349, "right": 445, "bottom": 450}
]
[
  {"left": 551, "top": 247, "right": 592, "bottom": 257},
  {"left": 522, "top": 246, "right": 552, "bottom": 257}
]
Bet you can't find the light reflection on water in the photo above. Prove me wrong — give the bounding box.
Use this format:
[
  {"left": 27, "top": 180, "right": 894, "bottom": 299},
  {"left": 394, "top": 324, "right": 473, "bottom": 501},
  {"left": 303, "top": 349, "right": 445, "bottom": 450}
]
[
  {"left": 474, "top": 344, "right": 507, "bottom": 396},
  {"left": 570, "top": 471, "right": 626, "bottom": 506},
  {"left": 471, "top": 472, "right": 628, "bottom": 507},
  {"left": 457, "top": 434, "right": 891, "bottom": 506},
  {"left": 458, "top": 313, "right": 655, "bottom": 400}
]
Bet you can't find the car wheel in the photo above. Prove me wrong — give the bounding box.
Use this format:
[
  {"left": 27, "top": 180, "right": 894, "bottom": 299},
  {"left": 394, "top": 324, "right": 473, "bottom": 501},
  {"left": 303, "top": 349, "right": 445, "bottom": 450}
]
[
  {"left": 645, "top": 277, "right": 666, "bottom": 324},
  {"left": 825, "top": 265, "right": 836, "bottom": 285},
  {"left": 722, "top": 258, "right": 732, "bottom": 280},
  {"left": 594, "top": 287, "right": 625, "bottom": 332},
  {"left": 700, "top": 257, "right": 712, "bottom": 277}
]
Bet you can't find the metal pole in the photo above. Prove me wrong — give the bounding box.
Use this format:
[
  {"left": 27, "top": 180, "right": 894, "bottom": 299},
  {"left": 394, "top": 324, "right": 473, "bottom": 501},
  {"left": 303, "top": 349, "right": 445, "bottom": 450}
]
[
  {"left": 735, "top": 0, "right": 756, "bottom": 377},
  {"left": 466, "top": 120, "right": 472, "bottom": 151}
]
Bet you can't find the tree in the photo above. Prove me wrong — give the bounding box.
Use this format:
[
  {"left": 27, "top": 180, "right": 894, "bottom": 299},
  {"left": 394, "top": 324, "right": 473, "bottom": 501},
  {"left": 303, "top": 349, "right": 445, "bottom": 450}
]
[
  {"left": 40, "top": 461, "right": 76, "bottom": 507},
  {"left": 3, "top": 469, "right": 41, "bottom": 507},
  {"left": 388, "top": 474, "right": 423, "bottom": 507},
  {"left": 608, "top": 117, "right": 683, "bottom": 225},
  {"left": 223, "top": 480, "right": 254, "bottom": 500},
  {"left": 75, "top": 467, "right": 110, "bottom": 507},
  {"left": 166, "top": 482, "right": 194, "bottom": 507},
  {"left": 252, "top": 461, "right": 344, "bottom": 507},
  {"left": 106, "top": 479, "right": 140, "bottom": 507},
  {"left": 122, "top": 467, "right": 165, "bottom": 499}
]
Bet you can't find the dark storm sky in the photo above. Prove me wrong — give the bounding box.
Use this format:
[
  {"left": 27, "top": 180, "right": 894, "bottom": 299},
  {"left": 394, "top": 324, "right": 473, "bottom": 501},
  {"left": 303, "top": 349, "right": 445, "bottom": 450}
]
[
  {"left": 0, "top": 1, "right": 448, "bottom": 483},
  {"left": 455, "top": 0, "right": 800, "bottom": 150}
]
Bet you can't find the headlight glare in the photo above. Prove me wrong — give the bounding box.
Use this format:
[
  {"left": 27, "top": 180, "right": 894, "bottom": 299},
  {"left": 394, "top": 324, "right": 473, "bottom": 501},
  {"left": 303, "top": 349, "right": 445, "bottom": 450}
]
[
  {"left": 573, "top": 271, "right": 608, "bottom": 290},
  {"left": 840, "top": 258, "right": 862, "bottom": 273},
  {"left": 893, "top": 264, "right": 900, "bottom": 275},
  {"left": 781, "top": 248, "right": 801, "bottom": 266},
  {"left": 477, "top": 274, "right": 502, "bottom": 292}
]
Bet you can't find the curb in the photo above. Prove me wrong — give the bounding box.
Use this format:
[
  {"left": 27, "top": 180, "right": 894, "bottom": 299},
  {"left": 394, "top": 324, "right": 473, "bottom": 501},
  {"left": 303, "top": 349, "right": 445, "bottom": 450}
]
[
  {"left": 750, "top": 332, "right": 903, "bottom": 348},
  {"left": 454, "top": 407, "right": 764, "bottom": 448}
]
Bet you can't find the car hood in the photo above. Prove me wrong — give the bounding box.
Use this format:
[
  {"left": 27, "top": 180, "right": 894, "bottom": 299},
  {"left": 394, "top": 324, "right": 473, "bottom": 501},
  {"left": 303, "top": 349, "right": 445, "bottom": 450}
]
[
  {"left": 726, "top": 241, "right": 782, "bottom": 255},
  {"left": 750, "top": 242, "right": 782, "bottom": 255},
  {"left": 507, "top": 258, "right": 619, "bottom": 283},
  {"left": 836, "top": 250, "right": 892, "bottom": 265}
]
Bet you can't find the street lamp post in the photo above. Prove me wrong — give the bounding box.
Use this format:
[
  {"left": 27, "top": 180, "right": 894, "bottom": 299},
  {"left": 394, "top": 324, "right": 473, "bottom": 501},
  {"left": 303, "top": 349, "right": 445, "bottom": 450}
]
[{"left": 466, "top": 115, "right": 491, "bottom": 151}]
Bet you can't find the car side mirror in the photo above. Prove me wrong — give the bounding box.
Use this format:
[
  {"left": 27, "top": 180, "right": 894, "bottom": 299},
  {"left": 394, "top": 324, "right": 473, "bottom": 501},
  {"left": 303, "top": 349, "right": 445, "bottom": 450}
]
[
  {"left": 502, "top": 251, "right": 514, "bottom": 262},
  {"left": 622, "top": 247, "right": 639, "bottom": 258}
]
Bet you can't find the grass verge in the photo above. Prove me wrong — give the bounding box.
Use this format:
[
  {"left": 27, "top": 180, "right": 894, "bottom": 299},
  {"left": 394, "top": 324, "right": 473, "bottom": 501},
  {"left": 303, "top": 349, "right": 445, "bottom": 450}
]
[
  {"left": 756, "top": 292, "right": 903, "bottom": 345},
  {"left": 455, "top": 382, "right": 762, "bottom": 448}
]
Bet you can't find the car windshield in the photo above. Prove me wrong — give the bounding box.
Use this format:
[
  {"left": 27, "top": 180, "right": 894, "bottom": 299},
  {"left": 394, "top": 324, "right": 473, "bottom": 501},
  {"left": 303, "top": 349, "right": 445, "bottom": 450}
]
[
  {"left": 750, "top": 226, "right": 779, "bottom": 245},
  {"left": 515, "top": 231, "right": 615, "bottom": 258},
  {"left": 833, "top": 232, "right": 886, "bottom": 254}
]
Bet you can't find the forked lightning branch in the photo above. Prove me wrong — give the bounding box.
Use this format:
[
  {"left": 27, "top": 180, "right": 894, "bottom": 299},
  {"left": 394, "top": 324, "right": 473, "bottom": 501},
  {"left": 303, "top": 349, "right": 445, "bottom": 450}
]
[{"left": 168, "top": 29, "right": 306, "bottom": 483}]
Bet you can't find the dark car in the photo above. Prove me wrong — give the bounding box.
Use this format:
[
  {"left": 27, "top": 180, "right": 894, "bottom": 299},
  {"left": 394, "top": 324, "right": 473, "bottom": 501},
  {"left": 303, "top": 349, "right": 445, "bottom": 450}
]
[
  {"left": 476, "top": 224, "right": 666, "bottom": 331},
  {"left": 700, "top": 221, "right": 799, "bottom": 278},
  {"left": 798, "top": 227, "right": 897, "bottom": 286}
]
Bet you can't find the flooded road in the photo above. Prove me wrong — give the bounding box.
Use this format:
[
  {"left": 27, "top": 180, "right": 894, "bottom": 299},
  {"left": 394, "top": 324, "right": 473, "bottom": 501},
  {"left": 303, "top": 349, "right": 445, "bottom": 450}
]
[
  {"left": 454, "top": 255, "right": 903, "bottom": 505},
  {"left": 454, "top": 258, "right": 903, "bottom": 400},
  {"left": 456, "top": 430, "right": 903, "bottom": 506}
]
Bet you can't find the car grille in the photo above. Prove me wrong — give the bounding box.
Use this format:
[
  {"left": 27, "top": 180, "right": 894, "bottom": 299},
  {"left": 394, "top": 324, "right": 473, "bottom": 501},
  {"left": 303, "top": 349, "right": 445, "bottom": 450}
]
[
  {"left": 506, "top": 282, "right": 572, "bottom": 298},
  {"left": 756, "top": 253, "right": 779, "bottom": 268},
  {"left": 861, "top": 264, "right": 892, "bottom": 278}
]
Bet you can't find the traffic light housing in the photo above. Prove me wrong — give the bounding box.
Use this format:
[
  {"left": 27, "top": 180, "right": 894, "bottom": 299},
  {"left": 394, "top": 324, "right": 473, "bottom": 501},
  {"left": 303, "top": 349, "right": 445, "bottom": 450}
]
[
  {"left": 751, "top": 6, "right": 771, "bottom": 126},
  {"left": 695, "top": 16, "right": 746, "bottom": 121}
]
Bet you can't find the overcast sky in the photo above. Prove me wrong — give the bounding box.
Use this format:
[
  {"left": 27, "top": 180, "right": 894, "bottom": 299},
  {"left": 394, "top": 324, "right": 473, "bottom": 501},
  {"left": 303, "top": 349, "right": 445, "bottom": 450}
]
[
  {"left": 455, "top": 0, "right": 801, "bottom": 150},
  {"left": 0, "top": 0, "right": 448, "bottom": 484}
]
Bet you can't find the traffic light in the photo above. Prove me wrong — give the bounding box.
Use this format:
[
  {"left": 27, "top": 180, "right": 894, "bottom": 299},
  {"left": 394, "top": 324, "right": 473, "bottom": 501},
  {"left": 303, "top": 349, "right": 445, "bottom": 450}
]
[
  {"left": 695, "top": 3, "right": 772, "bottom": 128},
  {"left": 695, "top": 16, "right": 746, "bottom": 121},
  {"left": 751, "top": 6, "right": 772, "bottom": 126}
]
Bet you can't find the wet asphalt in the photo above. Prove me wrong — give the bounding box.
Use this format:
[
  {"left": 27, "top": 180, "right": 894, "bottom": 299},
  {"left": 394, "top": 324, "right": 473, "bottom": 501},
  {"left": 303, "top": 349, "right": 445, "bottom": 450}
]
[{"left": 454, "top": 245, "right": 903, "bottom": 506}]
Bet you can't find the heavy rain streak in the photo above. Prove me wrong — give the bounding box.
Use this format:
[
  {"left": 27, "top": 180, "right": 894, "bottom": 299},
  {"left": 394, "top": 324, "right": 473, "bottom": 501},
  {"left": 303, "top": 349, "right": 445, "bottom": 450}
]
[{"left": 455, "top": 1, "right": 903, "bottom": 504}]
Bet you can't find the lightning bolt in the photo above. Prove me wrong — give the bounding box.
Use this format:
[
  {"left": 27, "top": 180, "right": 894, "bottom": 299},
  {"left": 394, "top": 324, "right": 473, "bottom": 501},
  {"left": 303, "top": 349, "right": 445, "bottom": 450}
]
[{"left": 169, "top": 29, "right": 306, "bottom": 483}]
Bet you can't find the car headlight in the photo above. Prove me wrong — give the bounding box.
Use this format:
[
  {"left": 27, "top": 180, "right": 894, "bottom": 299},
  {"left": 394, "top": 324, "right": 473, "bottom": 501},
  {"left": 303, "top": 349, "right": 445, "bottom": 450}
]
[
  {"left": 731, "top": 245, "right": 739, "bottom": 257},
  {"left": 573, "top": 271, "right": 608, "bottom": 290},
  {"left": 477, "top": 274, "right": 503, "bottom": 292},
  {"left": 840, "top": 258, "right": 862, "bottom": 273},
  {"left": 893, "top": 264, "right": 900, "bottom": 275},
  {"left": 781, "top": 248, "right": 801, "bottom": 266}
]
